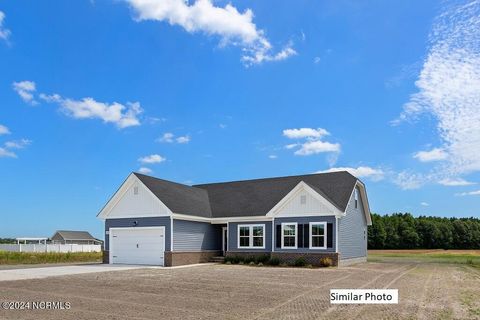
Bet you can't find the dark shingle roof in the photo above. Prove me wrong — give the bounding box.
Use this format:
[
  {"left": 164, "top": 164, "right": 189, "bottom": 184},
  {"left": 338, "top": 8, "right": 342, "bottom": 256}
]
[
  {"left": 134, "top": 173, "right": 212, "bottom": 218},
  {"left": 194, "top": 172, "right": 357, "bottom": 218},
  {"left": 53, "top": 230, "right": 97, "bottom": 241},
  {"left": 134, "top": 171, "right": 357, "bottom": 218}
]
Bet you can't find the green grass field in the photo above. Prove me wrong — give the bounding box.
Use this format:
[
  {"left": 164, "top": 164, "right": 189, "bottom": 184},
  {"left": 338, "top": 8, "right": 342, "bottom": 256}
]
[
  {"left": 368, "top": 250, "right": 480, "bottom": 269},
  {"left": 0, "top": 251, "right": 102, "bottom": 265}
]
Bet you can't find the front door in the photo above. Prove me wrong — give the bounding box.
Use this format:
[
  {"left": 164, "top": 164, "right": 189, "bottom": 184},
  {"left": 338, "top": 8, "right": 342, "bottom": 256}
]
[{"left": 222, "top": 227, "right": 228, "bottom": 256}]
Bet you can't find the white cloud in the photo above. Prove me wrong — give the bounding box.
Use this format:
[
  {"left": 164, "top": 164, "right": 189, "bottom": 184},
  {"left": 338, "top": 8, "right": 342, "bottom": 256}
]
[
  {"left": 438, "top": 178, "right": 476, "bottom": 186},
  {"left": 125, "top": 0, "right": 295, "bottom": 65},
  {"left": 157, "top": 132, "right": 190, "bottom": 144},
  {"left": 314, "top": 56, "right": 321, "bottom": 64},
  {"left": 158, "top": 132, "right": 174, "bottom": 143},
  {"left": 394, "top": 1, "right": 480, "bottom": 178},
  {"left": 13, "top": 81, "right": 38, "bottom": 105},
  {"left": 394, "top": 171, "right": 426, "bottom": 190},
  {"left": 4, "top": 139, "right": 31, "bottom": 149},
  {"left": 283, "top": 127, "right": 340, "bottom": 156},
  {"left": 40, "top": 93, "right": 142, "bottom": 129},
  {"left": 0, "top": 124, "right": 10, "bottom": 135},
  {"left": 176, "top": 135, "right": 190, "bottom": 144},
  {"left": 456, "top": 189, "right": 480, "bottom": 196},
  {"left": 138, "top": 167, "right": 153, "bottom": 174},
  {"left": 413, "top": 148, "right": 448, "bottom": 162},
  {"left": 219, "top": 123, "right": 227, "bottom": 129},
  {"left": 318, "top": 166, "right": 385, "bottom": 181},
  {"left": 0, "top": 11, "right": 11, "bottom": 42},
  {"left": 420, "top": 202, "right": 429, "bottom": 206},
  {"left": 283, "top": 128, "right": 329, "bottom": 139},
  {"left": 0, "top": 147, "right": 16, "bottom": 158},
  {"left": 138, "top": 154, "right": 166, "bottom": 164},
  {"left": 268, "top": 154, "right": 277, "bottom": 159},
  {"left": 294, "top": 140, "right": 340, "bottom": 156}
]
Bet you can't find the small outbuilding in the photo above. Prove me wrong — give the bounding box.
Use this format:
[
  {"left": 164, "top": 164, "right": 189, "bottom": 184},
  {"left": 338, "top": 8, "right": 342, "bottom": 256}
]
[{"left": 50, "top": 230, "right": 102, "bottom": 245}]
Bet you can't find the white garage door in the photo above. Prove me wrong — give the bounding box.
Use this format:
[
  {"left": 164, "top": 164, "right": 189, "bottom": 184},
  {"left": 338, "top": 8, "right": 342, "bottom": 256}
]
[{"left": 110, "top": 227, "right": 165, "bottom": 266}]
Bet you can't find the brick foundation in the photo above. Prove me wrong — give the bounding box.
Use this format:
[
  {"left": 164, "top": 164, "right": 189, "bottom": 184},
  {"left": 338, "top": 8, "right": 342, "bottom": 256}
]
[
  {"left": 225, "top": 251, "right": 339, "bottom": 267},
  {"left": 165, "top": 251, "right": 221, "bottom": 267},
  {"left": 271, "top": 252, "right": 339, "bottom": 267},
  {"left": 225, "top": 252, "right": 270, "bottom": 259},
  {"left": 102, "top": 251, "right": 109, "bottom": 264}
]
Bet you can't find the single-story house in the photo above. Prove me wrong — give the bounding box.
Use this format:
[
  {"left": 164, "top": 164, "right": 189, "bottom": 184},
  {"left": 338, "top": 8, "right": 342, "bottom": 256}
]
[
  {"left": 50, "top": 230, "right": 103, "bottom": 245},
  {"left": 98, "top": 171, "right": 371, "bottom": 267}
]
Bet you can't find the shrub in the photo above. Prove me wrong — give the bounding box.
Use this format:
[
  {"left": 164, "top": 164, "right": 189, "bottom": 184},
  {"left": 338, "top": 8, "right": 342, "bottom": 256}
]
[
  {"left": 225, "top": 256, "right": 243, "bottom": 264},
  {"left": 239, "top": 261, "right": 244, "bottom": 265},
  {"left": 257, "top": 262, "right": 263, "bottom": 266},
  {"left": 319, "top": 257, "right": 333, "bottom": 267},
  {"left": 249, "top": 261, "right": 256, "bottom": 266},
  {"left": 279, "top": 262, "right": 288, "bottom": 267},
  {"left": 244, "top": 256, "right": 256, "bottom": 264},
  {"left": 225, "top": 261, "right": 232, "bottom": 265},
  {"left": 305, "top": 264, "right": 313, "bottom": 269},
  {"left": 255, "top": 254, "right": 270, "bottom": 264},
  {"left": 294, "top": 257, "right": 307, "bottom": 267},
  {"left": 268, "top": 257, "right": 280, "bottom": 266}
]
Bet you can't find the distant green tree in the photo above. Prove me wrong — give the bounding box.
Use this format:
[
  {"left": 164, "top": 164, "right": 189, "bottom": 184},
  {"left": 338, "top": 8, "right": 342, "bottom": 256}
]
[
  {"left": 368, "top": 213, "right": 387, "bottom": 249},
  {"left": 367, "top": 213, "right": 480, "bottom": 250}
]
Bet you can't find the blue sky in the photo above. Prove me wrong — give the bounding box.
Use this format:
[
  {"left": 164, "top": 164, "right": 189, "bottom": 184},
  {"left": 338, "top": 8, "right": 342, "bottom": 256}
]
[{"left": 1, "top": 0, "right": 479, "bottom": 239}]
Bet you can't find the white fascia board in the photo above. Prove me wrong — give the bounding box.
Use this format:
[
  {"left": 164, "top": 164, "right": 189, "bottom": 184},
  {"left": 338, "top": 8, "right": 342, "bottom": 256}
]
[
  {"left": 266, "top": 181, "right": 343, "bottom": 218},
  {"left": 356, "top": 181, "right": 372, "bottom": 226},
  {"left": 171, "top": 213, "right": 211, "bottom": 223},
  {"left": 211, "top": 216, "right": 273, "bottom": 224},
  {"left": 171, "top": 213, "right": 272, "bottom": 224},
  {"left": 97, "top": 173, "right": 173, "bottom": 220}
]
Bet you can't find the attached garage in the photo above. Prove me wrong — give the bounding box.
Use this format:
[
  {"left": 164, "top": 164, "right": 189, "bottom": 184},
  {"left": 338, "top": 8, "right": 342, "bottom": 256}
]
[{"left": 109, "top": 227, "right": 165, "bottom": 266}]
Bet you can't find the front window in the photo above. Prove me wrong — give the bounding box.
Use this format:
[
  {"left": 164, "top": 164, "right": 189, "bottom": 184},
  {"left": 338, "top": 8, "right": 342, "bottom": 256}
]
[
  {"left": 310, "top": 222, "right": 326, "bottom": 249},
  {"left": 238, "top": 224, "right": 265, "bottom": 248},
  {"left": 281, "top": 223, "right": 297, "bottom": 249}
]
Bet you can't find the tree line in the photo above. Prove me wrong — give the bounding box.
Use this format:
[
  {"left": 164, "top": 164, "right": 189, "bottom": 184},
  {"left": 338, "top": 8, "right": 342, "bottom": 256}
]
[{"left": 368, "top": 213, "right": 480, "bottom": 249}]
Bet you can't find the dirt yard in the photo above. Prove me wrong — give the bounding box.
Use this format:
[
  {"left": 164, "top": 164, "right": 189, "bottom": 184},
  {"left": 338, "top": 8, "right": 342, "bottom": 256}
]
[{"left": 1, "top": 261, "right": 479, "bottom": 320}]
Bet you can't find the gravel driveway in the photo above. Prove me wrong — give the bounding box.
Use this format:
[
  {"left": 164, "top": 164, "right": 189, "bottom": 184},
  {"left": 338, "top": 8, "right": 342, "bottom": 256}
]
[{"left": 0, "top": 262, "right": 479, "bottom": 320}]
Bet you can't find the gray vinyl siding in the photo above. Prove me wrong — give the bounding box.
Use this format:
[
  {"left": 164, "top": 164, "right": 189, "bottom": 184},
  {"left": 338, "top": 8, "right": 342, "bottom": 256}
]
[
  {"left": 228, "top": 221, "right": 272, "bottom": 252},
  {"left": 105, "top": 217, "right": 171, "bottom": 252},
  {"left": 338, "top": 187, "right": 368, "bottom": 260},
  {"left": 173, "top": 219, "right": 222, "bottom": 251},
  {"left": 274, "top": 216, "right": 336, "bottom": 253}
]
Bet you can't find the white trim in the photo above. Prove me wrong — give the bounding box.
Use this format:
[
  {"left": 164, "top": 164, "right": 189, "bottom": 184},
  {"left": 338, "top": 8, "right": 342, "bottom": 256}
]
[
  {"left": 171, "top": 213, "right": 211, "bottom": 223},
  {"left": 309, "top": 222, "right": 327, "bottom": 249},
  {"left": 226, "top": 222, "right": 230, "bottom": 251},
  {"left": 222, "top": 226, "right": 228, "bottom": 255},
  {"left": 171, "top": 213, "right": 272, "bottom": 224},
  {"left": 170, "top": 217, "right": 173, "bottom": 251},
  {"left": 109, "top": 226, "right": 166, "bottom": 266},
  {"left": 271, "top": 219, "right": 275, "bottom": 252},
  {"left": 267, "top": 181, "right": 343, "bottom": 218},
  {"left": 335, "top": 216, "right": 339, "bottom": 253},
  {"left": 237, "top": 224, "right": 266, "bottom": 249},
  {"left": 98, "top": 174, "right": 173, "bottom": 220},
  {"left": 356, "top": 181, "right": 372, "bottom": 225},
  {"left": 281, "top": 222, "right": 297, "bottom": 249},
  {"left": 211, "top": 216, "right": 273, "bottom": 224}
]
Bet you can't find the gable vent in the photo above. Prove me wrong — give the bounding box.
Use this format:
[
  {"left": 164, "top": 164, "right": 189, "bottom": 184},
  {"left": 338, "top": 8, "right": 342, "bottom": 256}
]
[
  {"left": 300, "top": 195, "right": 306, "bottom": 205},
  {"left": 133, "top": 186, "right": 139, "bottom": 195}
]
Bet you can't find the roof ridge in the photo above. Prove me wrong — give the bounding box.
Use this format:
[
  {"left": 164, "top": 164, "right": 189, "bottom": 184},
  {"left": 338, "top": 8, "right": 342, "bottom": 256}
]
[
  {"left": 133, "top": 172, "right": 206, "bottom": 191},
  {"left": 193, "top": 171, "right": 354, "bottom": 187}
]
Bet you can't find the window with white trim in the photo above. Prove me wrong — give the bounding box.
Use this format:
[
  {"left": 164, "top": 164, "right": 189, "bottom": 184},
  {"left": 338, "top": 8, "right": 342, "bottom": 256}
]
[
  {"left": 281, "top": 223, "right": 297, "bottom": 249},
  {"left": 238, "top": 224, "right": 265, "bottom": 248},
  {"left": 310, "top": 222, "right": 326, "bottom": 249}
]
